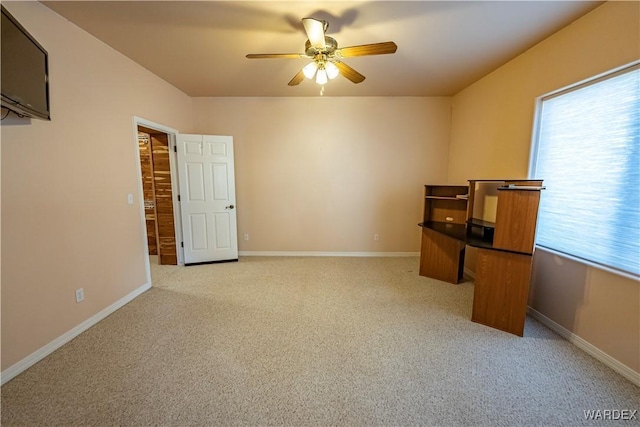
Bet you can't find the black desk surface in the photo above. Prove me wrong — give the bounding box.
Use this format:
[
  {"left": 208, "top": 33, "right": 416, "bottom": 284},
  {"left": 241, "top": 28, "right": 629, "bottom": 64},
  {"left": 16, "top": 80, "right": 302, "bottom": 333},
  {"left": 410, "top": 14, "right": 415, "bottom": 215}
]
[{"left": 418, "top": 221, "right": 531, "bottom": 255}]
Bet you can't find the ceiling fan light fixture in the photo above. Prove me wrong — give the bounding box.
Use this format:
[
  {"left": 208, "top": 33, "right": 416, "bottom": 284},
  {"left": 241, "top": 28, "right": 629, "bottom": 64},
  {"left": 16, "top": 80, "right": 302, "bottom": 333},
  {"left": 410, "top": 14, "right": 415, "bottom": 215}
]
[
  {"left": 325, "top": 61, "right": 339, "bottom": 80},
  {"left": 315, "top": 68, "right": 328, "bottom": 85},
  {"left": 302, "top": 62, "right": 318, "bottom": 79},
  {"left": 246, "top": 17, "right": 397, "bottom": 87}
]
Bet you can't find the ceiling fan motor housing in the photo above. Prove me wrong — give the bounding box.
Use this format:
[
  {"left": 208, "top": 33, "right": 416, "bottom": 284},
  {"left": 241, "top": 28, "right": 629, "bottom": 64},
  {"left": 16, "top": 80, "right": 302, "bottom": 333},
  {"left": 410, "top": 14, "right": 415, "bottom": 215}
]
[{"left": 305, "top": 37, "right": 338, "bottom": 57}]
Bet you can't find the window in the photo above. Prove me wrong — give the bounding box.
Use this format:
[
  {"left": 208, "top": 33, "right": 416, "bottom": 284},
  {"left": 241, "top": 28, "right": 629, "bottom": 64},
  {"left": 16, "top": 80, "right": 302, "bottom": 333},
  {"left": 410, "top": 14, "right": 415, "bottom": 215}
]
[{"left": 530, "top": 62, "right": 639, "bottom": 277}]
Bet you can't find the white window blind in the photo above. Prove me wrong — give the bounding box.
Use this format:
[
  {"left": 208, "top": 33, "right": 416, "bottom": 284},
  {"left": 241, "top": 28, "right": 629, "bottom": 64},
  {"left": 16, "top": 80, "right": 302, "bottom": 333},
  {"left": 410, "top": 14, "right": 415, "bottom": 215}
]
[{"left": 530, "top": 63, "right": 639, "bottom": 277}]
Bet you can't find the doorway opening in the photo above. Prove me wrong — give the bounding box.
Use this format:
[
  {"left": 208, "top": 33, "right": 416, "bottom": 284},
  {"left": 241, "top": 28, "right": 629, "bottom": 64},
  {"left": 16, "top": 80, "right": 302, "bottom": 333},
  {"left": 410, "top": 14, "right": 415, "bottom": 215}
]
[{"left": 133, "top": 117, "right": 182, "bottom": 272}]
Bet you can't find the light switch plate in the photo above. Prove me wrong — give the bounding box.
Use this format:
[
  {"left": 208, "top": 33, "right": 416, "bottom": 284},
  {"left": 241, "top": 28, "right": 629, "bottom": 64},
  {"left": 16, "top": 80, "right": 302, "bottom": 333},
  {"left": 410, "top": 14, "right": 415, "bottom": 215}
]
[{"left": 75, "top": 288, "right": 84, "bottom": 303}]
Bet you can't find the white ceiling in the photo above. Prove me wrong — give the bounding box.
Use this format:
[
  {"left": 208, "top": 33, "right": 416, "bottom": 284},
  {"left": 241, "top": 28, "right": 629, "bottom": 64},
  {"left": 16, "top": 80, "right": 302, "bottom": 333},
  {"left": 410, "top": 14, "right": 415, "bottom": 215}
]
[{"left": 42, "top": 1, "right": 603, "bottom": 97}]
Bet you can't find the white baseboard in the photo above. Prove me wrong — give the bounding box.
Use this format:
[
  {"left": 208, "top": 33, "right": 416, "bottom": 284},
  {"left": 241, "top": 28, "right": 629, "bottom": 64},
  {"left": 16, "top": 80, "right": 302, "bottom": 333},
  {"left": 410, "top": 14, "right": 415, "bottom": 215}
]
[
  {"left": 527, "top": 307, "right": 640, "bottom": 387},
  {"left": 238, "top": 251, "right": 419, "bottom": 257},
  {"left": 1, "top": 282, "right": 151, "bottom": 386}
]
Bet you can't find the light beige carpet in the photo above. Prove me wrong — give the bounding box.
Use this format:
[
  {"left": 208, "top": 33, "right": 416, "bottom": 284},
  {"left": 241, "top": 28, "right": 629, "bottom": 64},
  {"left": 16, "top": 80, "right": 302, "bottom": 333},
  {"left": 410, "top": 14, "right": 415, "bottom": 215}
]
[{"left": 1, "top": 256, "right": 638, "bottom": 426}]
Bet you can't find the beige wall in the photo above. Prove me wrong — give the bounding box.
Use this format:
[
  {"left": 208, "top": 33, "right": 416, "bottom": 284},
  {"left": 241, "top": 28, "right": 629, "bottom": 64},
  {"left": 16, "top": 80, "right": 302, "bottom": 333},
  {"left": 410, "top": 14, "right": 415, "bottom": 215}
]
[
  {"left": 192, "top": 97, "right": 452, "bottom": 253},
  {"left": 530, "top": 250, "right": 639, "bottom": 372},
  {"left": 1, "top": 2, "right": 193, "bottom": 370},
  {"left": 448, "top": 1, "right": 640, "bottom": 373}
]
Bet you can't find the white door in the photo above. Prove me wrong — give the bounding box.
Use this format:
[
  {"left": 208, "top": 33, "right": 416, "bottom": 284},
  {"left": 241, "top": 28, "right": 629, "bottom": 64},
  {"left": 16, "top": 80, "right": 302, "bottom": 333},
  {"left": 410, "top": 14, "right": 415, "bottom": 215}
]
[{"left": 176, "top": 134, "right": 238, "bottom": 264}]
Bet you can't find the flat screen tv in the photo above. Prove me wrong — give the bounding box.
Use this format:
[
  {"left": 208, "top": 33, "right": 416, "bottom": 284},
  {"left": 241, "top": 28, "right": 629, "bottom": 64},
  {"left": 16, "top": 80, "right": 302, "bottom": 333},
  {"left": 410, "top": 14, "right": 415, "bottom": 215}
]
[{"left": 1, "top": 5, "right": 51, "bottom": 120}]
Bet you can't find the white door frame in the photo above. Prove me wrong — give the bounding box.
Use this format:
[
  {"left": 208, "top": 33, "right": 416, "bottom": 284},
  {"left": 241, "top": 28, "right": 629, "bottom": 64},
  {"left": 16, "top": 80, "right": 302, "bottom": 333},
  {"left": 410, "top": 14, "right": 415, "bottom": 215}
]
[{"left": 132, "top": 117, "right": 185, "bottom": 283}]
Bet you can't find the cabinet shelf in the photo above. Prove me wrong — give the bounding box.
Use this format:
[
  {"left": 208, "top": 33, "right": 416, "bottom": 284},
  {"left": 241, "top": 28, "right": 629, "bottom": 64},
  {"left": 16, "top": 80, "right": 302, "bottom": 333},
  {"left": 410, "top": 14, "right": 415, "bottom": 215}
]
[
  {"left": 425, "top": 196, "right": 468, "bottom": 201},
  {"left": 467, "top": 218, "right": 495, "bottom": 228},
  {"left": 422, "top": 185, "right": 469, "bottom": 225},
  {"left": 498, "top": 185, "right": 546, "bottom": 191},
  {"left": 466, "top": 218, "right": 496, "bottom": 245}
]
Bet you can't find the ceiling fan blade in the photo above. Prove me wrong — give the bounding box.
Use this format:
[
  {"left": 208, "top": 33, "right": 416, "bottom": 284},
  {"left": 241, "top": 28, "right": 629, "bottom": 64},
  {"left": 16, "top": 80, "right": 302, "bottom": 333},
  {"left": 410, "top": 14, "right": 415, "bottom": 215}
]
[
  {"left": 334, "top": 61, "right": 365, "bottom": 84},
  {"left": 336, "top": 42, "right": 398, "bottom": 57},
  {"left": 302, "top": 17, "right": 326, "bottom": 49},
  {"left": 246, "top": 53, "right": 306, "bottom": 59},
  {"left": 288, "top": 69, "right": 306, "bottom": 86}
]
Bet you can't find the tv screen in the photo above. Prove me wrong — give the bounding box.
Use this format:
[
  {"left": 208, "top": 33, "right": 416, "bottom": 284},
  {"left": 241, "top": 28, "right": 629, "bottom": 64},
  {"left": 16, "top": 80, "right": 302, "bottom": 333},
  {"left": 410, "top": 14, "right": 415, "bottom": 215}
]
[{"left": 1, "top": 5, "right": 50, "bottom": 120}]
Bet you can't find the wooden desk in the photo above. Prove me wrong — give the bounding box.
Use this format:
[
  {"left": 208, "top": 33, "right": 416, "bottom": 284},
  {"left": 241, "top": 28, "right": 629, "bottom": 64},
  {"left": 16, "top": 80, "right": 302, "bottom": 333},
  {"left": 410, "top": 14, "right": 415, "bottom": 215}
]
[{"left": 418, "top": 181, "right": 543, "bottom": 336}]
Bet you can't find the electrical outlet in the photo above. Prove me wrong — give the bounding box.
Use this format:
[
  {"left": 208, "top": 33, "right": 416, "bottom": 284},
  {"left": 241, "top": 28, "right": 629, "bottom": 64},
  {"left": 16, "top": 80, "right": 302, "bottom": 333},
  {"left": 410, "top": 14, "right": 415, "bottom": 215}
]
[
  {"left": 374, "top": 233, "right": 380, "bottom": 241},
  {"left": 75, "top": 288, "right": 84, "bottom": 303},
  {"left": 244, "top": 233, "right": 249, "bottom": 241}
]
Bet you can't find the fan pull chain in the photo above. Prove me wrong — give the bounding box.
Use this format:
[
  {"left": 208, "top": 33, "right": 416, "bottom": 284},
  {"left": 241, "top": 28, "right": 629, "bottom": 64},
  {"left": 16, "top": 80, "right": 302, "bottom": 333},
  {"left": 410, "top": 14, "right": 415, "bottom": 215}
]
[{"left": 320, "top": 86, "right": 325, "bottom": 96}]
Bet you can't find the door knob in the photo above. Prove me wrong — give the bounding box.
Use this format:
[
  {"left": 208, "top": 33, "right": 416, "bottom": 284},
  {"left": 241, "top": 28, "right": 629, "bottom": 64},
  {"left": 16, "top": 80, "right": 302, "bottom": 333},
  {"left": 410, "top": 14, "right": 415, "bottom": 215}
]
[{"left": 226, "top": 204, "right": 235, "bottom": 209}]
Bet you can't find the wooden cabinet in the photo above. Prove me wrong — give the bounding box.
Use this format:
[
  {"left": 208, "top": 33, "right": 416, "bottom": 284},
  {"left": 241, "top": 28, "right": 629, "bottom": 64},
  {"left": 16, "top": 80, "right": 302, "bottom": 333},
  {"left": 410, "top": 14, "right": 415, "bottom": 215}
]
[
  {"left": 419, "top": 185, "right": 469, "bottom": 283},
  {"left": 418, "top": 180, "right": 544, "bottom": 336},
  {"left": 493, "top": 188, "right": 541, "bottom": 254},
  {"left": 423, "top": 185, "right": 469, "bottom": 224}
]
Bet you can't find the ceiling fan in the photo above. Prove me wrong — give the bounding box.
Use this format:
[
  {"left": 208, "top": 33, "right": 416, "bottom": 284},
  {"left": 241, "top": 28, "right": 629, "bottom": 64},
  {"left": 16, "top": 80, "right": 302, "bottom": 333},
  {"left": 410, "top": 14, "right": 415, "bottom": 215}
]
[{"left": 246, "top": 17, "right": 397, "bottom": 86}]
